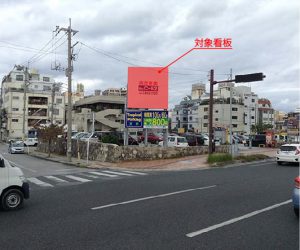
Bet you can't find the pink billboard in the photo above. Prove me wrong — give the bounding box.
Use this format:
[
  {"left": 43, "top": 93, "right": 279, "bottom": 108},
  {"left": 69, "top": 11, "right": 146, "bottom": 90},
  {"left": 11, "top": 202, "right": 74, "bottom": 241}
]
[{"left": 127, "top": 67, "right": 168, "bottom": 109}]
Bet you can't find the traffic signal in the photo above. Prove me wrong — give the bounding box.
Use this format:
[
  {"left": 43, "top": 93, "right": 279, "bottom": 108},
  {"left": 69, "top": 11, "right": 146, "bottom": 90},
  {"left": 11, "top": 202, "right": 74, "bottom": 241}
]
[{"left": 235, "top": 73, "right": 265, "bottom": 83}]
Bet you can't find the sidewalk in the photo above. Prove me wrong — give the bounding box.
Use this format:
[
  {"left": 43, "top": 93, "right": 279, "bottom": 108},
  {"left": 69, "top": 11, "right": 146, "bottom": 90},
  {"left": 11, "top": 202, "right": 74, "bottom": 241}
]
[{"left": 29, "top": 145, "right": 277, "bottom": 171}]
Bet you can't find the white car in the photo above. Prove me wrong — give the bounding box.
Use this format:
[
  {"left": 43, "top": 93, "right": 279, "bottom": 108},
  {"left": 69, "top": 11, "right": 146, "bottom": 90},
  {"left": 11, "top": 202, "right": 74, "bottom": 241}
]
[
  {"left": 276, "top": 144, "right": 300, "bottom": 165},
  {"left": 159, "top": 136, "right": 189, "bottom": 147},
  {"left": 24, "top": 138, "right": 38, "bottom": 146}
]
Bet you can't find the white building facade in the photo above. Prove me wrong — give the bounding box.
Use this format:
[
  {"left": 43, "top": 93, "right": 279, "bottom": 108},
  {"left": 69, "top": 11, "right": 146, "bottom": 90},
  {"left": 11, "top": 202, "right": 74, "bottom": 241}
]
[{"left": 1, "top": 67, "right": 65, "bottom": 140}]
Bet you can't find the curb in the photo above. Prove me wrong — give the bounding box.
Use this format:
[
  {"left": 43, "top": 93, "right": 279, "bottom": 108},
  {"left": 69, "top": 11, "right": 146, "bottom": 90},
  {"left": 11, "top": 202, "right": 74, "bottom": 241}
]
[{"left": 29, "top": 153, "right": 85, "bottom": 167}]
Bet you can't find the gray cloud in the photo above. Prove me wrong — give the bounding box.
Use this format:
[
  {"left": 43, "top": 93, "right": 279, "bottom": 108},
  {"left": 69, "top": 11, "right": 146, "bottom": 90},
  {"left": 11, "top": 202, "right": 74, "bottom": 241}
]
[{"left": 0, "top": 0, "right": 299, "bottom": 113}]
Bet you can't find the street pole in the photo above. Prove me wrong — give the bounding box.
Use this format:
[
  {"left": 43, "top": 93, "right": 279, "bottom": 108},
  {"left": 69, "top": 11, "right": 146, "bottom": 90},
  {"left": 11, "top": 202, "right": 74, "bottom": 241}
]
[
  {"left": 22, "top": 66, "right": 29, "bottom": 140},
  {"left": 50, "top": 83, "right": 56, "bottom": 125},
  {"left": 58, "top": 18, "right": 78, "bottom": 162},
  {"left": 229, "top": 69, "right": 233, "bottom": 156},
  {"left": 208, "top": 69, "right": 214, "bottom": 154}
]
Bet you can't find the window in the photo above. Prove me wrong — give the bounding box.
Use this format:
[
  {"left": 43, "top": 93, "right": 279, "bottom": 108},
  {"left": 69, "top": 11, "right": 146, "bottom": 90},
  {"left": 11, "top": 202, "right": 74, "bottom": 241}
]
[
  {"left": 252, "top": 108, "right": 255, "bottom": 111},
  {"left": 233, "top": 124, "right": 237, "bottom": 128},
  {"left": 12, "top": 108, "right": 19, "bottom": 111},
  {"left": 12, "top": 119, "right": 18, "bottom": 122},
  {"left": 245, "top": 97, "right": 248, "bottom": 99},
  {"left": 203, "top": 123, "right": 208, "bottom": 127},
  {"left": 43, "top": 85, "right": 51, "bottom": 91},
  {"left": 232, "top": 116, "right": 238, "bottom": 120},
  {"left": 204, "top": 115, "right": 208, "bottom": 119},
  {"left": 189, "top": 116, "right": 193, "bottom": 121},
  {"left": 189, "top": 124, "right": 192, "bottom": 128},
  {"left": 251, "top": 116, "right": 255, "bottom": 119},
  {"left": 232, "top": 107, "right": 238, "bottom": 111},
  {"left": 12, "top": 96, "right": 19, "bottom": 100},
  {"left": 252, "top": 99, "right": 255, "bottom": 102},
  {"left": 215, "top": 110, "right": 219, "bottom": 113},
  {"left": 16, "top": 75, "right": 23, "bottom": 81},
  {"left": 215, "top": 118, "right": 218, "bottom": 121},
  {"left": 56, "top": 98, "right": 62, "bottom": 104},
  {"left": 34, "top": 85, "right": 39, "bottom": 89},
  {"left": 43, "top": 77, "right": 50, "bottom": 82},
  {"left": 183, "top": 117, "right": 187, "bottom": 122},
  {"left": 204, "top": 107, "right": 208, "bottom": 112},
  {"left": 53, "top": 109, "right": 59, "bottom": 115}
]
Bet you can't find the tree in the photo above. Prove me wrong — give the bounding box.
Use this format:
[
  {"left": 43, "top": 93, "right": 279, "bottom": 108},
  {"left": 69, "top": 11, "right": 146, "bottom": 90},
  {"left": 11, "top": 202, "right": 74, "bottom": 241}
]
[
  {"left": 36, "top": 124, "right": 63, "bottom": 157},
  {"left": 251, "top": 123, "right": 273, "bottom": 134}
]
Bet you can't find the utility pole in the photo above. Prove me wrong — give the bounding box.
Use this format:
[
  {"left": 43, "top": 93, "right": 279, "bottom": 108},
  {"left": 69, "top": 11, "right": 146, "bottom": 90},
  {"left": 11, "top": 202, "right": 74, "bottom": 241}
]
[
  {"left": 229, "top": 68, "right": 233, "bottom": 155},
  {"left": 50, "top": 83, "right": 56, "bottom": 125},
  {"left": 57, "top": 18, "right": 78, "bottom": 162},
  {"left": 208, "top": 69, "right": 214, "bottom": 154},
  {"left": 22, "top": 65, "right": 29, "bottom": 140}
]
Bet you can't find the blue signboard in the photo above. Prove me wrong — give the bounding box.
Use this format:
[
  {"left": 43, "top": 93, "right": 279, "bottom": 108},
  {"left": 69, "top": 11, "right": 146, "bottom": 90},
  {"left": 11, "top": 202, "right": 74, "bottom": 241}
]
[{"left": 125, "top": 111, "right": 143, "bottom": 128}]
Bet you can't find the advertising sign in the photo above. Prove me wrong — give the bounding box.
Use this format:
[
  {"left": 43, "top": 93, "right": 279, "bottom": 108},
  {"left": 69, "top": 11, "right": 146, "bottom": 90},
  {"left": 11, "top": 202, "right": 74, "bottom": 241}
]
[
  {"left": 143, "top": 111, "right": 168, "bottom": 129},
  {"left": 127, "top": 67, "right": 168, "bottom": 109},
  {"left": 125, "top": 111, "right": 143, "bottom": 128}
]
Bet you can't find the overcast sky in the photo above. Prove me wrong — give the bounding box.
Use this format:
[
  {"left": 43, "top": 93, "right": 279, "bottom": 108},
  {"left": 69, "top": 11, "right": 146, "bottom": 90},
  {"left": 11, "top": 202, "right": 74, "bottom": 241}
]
[{"left": 0, "top": 0, "right": 299, "bottom": 112}]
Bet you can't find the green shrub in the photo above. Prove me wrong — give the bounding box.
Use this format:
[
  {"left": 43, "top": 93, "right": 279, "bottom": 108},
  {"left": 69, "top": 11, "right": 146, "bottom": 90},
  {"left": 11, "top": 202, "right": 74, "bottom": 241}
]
[
  {"left": 101, "top": 134, "right": 119, "bottom": 145},
  {"left": 207, "top": 153, "right": 233, "bottom": 164},
  {"left": 235, "top": 154, "right": 269, "bottom": 162}
]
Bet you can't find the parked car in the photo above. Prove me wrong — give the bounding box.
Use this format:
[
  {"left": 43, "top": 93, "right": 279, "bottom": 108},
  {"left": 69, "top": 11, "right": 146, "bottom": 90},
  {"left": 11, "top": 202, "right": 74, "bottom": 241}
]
[
  {"left": 0, "top": 155, "right": 30, "bottom": 210},
  {"left": 183, "top": 133, "right": 204, "bottom": 146},
  {"left": 110, "top": 132, "right": 139, "bottom": 146},
  {"left": 24, "top": 138, "right": 38, "bottom": 147},
  {"left": 8, "top": 141, "right": 25, "bottom": 154},
  {"left": 71, "top": 132, "right": 90, "bottom": 140},
  {"left": 202, "top": 135, "right": 220, "bottom": 146},
  {"left": 158, "top": 136, "right": 189, "bottom": 147},
  {"left": 80, "top": 131, "right": 111, "bottom": 142},
  {"left": 244, "top": 134, "right": 266, "bottom": 147},
  {"left": 139, "top": 132, "right": 163, "bottom": 144},
  {"left": 292, "top": 176, "right": 299, "bottom": 217},
  {"left": 276, "top": 144, "right": 300, "bottom": 165}
]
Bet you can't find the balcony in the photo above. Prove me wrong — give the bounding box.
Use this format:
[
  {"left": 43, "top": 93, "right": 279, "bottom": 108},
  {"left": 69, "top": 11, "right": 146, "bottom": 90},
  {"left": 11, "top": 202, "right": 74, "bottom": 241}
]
[
  {"left": 28, "top": 108, "right": 47, "bottom": 117},
  {"left": 28, "top": 97, "right": 48, "bottom": 105}
]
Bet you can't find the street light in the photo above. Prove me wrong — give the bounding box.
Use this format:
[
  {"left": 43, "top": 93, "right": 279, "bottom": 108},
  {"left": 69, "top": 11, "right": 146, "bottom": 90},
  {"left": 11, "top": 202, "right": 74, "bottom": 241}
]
[{"left": 208, "top": 70, "right": 266, "bottom": 154}]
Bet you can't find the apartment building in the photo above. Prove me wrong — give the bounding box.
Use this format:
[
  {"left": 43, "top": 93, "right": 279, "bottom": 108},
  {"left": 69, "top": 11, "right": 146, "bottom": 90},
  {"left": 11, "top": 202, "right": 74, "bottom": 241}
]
[
  {"left": 1, "top": 66, "right": 65, "bottom": 140},
  {"left": 258, "top": 98, "right": 275, "bottom": 127}
]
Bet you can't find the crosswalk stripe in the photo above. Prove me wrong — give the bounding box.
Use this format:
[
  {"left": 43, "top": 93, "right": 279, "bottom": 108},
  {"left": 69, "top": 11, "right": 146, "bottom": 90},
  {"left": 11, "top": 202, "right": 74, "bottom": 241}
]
[
  {"left": 27, "top": 177, "right": 54, "bottom": 187},
  {"left": 78, "top": 173, "right": 99, "bottom": 179},
  {"left": 65, "top": 175, "right": 92, "bottom": 183},
  {"left": 44, "top": 175, "right": 68, "bottom": 183},
  {"left": 102, "top": 170, "right": 133, "bottom": 176},
  {"left": 119, "top": 170, "right": 147, "bottom": 175},
  {"left": 89, "top": 171, "right": 118, "bottom": 178}
]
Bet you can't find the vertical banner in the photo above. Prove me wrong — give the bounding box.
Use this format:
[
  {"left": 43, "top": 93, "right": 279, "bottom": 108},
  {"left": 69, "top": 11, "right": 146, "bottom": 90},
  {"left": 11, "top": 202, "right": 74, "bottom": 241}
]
[{"left": 127, "top": 67, "right": 168, "bottom": 109}]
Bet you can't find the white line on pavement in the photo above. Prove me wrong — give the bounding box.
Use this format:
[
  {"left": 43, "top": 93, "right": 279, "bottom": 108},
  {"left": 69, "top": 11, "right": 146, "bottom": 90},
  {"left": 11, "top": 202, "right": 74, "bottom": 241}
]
[
  {"left": 9, "top": 161, "right": 37, "bottom": 173},
  {"left": 91, "top": 185, "right": 216, "bottom": 210},
  {"left": 89, "top": 171, "right": 118, "bottom": 177},
  {"left": 186, "top": 199, "right": 292, "bottom": 238},
  {"left": 102, "top": 170, "right": 133, "bottom": 176},
  {"left": 120, "top": 170, "right": 148, "bottom": 175},
  {"left": 44, "top": 175, "right": 68, "bottom": 183},
  {"left": 65, "top": 175, "right": 92, "bottom": 183},
  {"left": 27, "top": 177, "right": 54, "bottom": 187}
]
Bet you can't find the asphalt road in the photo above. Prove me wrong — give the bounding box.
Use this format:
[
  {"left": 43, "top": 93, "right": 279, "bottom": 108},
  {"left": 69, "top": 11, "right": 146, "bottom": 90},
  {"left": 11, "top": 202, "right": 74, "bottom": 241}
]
[
  {"left": 0, "top": 143, "right": 92, "bottom": 177},
  {"left": 0, "top": 158, "right": 299, "bottom": 250}
]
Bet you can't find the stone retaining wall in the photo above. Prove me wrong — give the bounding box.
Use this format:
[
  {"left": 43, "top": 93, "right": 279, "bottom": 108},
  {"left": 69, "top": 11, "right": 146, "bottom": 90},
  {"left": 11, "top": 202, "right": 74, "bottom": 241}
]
[{"left": 37, "top": 139, "right": 230, "bottom": 163}]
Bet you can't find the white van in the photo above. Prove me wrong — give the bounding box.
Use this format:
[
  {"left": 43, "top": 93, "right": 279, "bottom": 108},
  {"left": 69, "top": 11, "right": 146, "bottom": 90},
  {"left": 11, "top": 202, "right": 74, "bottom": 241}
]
[
  {"left": 159, "top": 136, "right": 189, "bottom": 147},
  {"left": 0, "top": 155, "right": 29, "bottom": 211}
]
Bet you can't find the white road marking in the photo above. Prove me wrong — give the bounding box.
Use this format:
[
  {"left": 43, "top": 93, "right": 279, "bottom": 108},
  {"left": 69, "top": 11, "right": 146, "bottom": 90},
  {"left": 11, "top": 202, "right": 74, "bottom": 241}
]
[
  {"left": 65, "top": 175, "right": 92, "bottom": 183},
  {"left": 89, "top": 171, "right": 118, "bottom": 177},
  {"left": 186, "top": 199, "right": 292, "bottom": 238},
  {"left": 91, "top": 185, "right": 216, "bottom": 210},
  {"left": 102, "top": 170, "right": 133, "bottom": 176},
  {"left": 79, "top": 173, "right": 99, "bottom": 179},
  {"left": 27, "top": 177, "right": 54, "bottom": 187},
  {"left": 9, "top": 161, "right": 37, "bottom": 173},
  {"left": 55, "top": 169, "right": 76, "bottom": 171},
  {"left": 120, "top": 170, "right": 148, "bottom": 175},
  {"left": 44, "top": 175, "right": 68, "bottom": 183}
]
